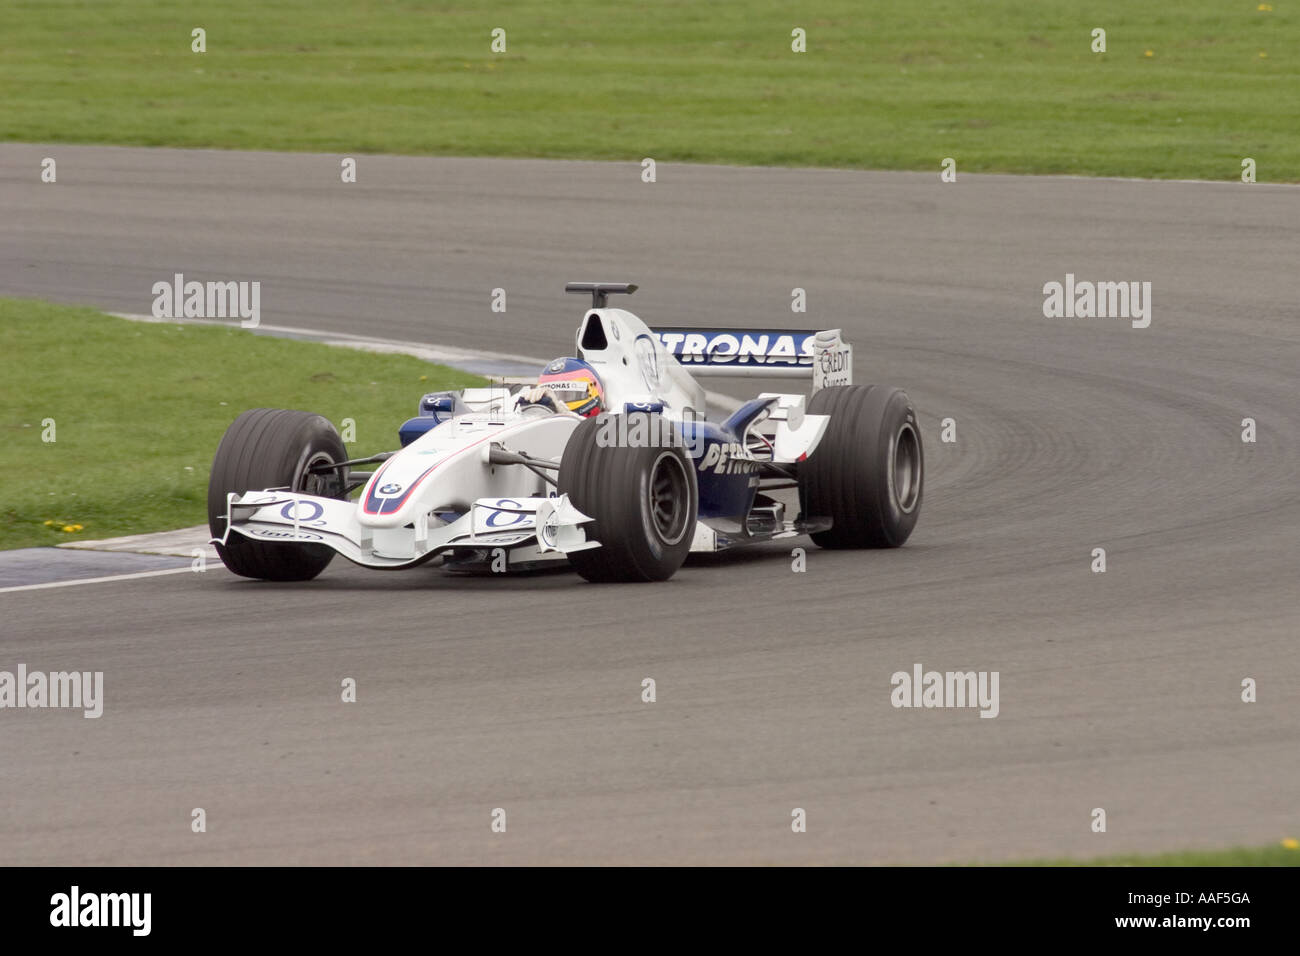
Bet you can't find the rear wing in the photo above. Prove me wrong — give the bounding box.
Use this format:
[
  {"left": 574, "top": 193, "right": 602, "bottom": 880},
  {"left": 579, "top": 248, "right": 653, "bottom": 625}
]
[{"left": 651, "top": 327, "right": 852, "bottom": 389}]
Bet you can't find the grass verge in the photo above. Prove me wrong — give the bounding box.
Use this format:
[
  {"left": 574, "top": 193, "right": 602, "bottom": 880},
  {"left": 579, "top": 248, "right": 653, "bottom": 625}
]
[
  {"left": 1010, "top": 842, "right": 1300, "bottom": 866},
  {"left": 1, "top": 1, "right": 1295, "bottom": 179},
  {"left": 0, "top": 298, "right": 483, "bottom": 550}
]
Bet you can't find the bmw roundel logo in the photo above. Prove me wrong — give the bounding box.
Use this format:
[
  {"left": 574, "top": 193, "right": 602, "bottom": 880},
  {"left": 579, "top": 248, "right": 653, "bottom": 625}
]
[{"left": 378, "top": 483, "right": 403, "bottom": 495}]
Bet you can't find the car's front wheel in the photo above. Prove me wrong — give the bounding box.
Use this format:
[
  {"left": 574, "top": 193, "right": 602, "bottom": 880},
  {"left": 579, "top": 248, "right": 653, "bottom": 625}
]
[
  {"left": 207, "top": 408, "right": 348, "bottom": 580},
  {"left": 558, "top": 412, "right": 697, "bottom": 582}
]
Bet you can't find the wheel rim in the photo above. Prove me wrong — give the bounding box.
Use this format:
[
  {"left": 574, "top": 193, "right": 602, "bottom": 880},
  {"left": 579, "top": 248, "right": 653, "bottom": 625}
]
[
  {"left": 647, "top": 451, "right": 690, "bottom": 545},
  {"left": 891, "top": 423, "right": 921, "bottom": 514},
  {"left": 296, "top": 450, "right": 340, "bottom": 498}
]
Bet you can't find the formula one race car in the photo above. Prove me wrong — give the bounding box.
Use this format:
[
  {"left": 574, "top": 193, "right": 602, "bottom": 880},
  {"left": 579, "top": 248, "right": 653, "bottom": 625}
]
[{"left": 208, "top": 282, "right": 923, "bottom": 582}]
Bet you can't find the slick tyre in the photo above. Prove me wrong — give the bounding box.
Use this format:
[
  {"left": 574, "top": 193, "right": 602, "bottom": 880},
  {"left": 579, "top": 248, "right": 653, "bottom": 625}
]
[
  {"left": 558, "top": 412, "right": 698, "bottom": 582},
  {"left": 207, "top": 408, "right": 348, "bottom": 581},
  {"left": 798, "top": 385, "right": 922, "bottom": 548}
]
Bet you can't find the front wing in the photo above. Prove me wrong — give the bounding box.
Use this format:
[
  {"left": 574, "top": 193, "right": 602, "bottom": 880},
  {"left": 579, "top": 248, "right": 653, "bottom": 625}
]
[{"left": 214, "top": 490, "right": 598, "bottom": 569}]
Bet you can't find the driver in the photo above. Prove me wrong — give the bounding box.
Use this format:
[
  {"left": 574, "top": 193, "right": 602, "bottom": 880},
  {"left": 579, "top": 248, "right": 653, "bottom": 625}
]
[{"left": 515, "top": 357, "right": 606, "bottom": 418}]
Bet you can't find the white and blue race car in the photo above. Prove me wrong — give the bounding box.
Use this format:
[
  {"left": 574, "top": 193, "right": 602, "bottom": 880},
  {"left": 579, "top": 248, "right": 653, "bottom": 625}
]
[{"left": 208, "top": 282, "right": 922, "bottom": 582}]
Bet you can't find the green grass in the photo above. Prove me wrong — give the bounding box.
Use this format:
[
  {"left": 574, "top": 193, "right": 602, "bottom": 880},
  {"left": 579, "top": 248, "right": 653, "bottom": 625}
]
[
  {"left": 1011, "top": 843, "right": 1300, "bottom": 866},
  {"left": 1, "top": 1, "right": 1296, "bottom": 179},
  {"left": 0, "top": 299, "right": 483, "bottom": 550}
]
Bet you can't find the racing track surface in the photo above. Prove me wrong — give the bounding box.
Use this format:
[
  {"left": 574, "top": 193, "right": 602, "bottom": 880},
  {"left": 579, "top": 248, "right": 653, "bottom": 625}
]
[{"left": 1, "top": 145, "right": 1297, "bottom": 864}]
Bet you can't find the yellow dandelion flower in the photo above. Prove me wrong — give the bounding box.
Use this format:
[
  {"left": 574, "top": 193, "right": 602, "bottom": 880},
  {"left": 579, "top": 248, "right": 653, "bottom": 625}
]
[
  {"left": 1258, "top": 51, "right": 1268, "bottom": 58},
  {"left": 61, "top": 525, "right": 77, "bottom": 532},
  {"left": 1258, "top": 4, "right": 1273, "bottom": 11},
  {"left": 1144, "top": 50, "right": 1154, "bottom": 58},
  {"left": 1283, "top": 837, "right": 1299, "bottom": 850},
  {"left": 71, "top": 524, "right": 84, "bottom": 531},
  {"left": 44, "top": 519, "right": 56, "bottom": 526}
]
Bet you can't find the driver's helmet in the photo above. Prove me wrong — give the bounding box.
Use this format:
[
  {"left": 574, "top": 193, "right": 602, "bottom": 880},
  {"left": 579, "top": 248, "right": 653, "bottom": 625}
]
[{"left": 537, "top": 357, "right": 605, "bottom": 417}]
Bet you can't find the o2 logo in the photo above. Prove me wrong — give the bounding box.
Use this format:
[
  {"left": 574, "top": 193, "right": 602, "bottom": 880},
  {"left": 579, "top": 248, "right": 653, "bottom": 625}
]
[
  {"left": 280, "top": 501, "right": 325, "bottom": 524},
  {"left": 485, "top": 498, "right": 530, "bottom": 528}
]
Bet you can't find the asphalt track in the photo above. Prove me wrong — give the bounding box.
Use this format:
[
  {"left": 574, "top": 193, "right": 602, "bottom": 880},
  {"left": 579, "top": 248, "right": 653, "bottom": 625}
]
[{"left": 0, "top": 144, "right": 1297, "bottom": 865}]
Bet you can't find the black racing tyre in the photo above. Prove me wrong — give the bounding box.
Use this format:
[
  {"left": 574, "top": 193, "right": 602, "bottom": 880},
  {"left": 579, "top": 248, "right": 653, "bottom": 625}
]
[
  {"left": 558, "top": 412, "right": 698, "bottom": 582},
  {"left": 798, "top": 385, "right": 923, "bottom": 549},
  {"left": 207, "top": 408, "right": 348, "bottom": 581}
]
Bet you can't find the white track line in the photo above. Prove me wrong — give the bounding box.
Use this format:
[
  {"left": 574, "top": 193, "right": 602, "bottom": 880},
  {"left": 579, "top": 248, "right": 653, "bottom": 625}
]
[
  {"left": 0, "top": 567, "right": 196, "bottom": 594},
  {"left": 109, "top": 313, "right": 549, "bottom": 367},
  {"left": 109, "top": 312, "right": 744, "bottom": 412}
]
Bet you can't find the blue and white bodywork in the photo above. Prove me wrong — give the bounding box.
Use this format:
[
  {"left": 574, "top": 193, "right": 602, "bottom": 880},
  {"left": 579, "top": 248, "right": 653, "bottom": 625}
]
[{"left": 214, "top": 282, "right": 855, "bottom": 572}]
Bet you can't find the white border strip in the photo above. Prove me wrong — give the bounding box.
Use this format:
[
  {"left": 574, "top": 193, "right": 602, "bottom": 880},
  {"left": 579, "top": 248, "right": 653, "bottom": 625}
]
[
  {"left": 0, "top": 567, "right": 195, "bottom": 594},
  {"left": 108, "top": 313, "right": 545, "bottom": 368},
  {"left": 108, "top": 312, "right": 743, "bottom": 412}
]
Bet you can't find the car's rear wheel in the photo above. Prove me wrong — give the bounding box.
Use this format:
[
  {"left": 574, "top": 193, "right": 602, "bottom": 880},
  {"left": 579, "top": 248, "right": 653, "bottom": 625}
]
[
  {"left": 558, "top": 412, "right": 697, "bottom": 582},
  {"left": 798, "top": 385, "right": 922, "bottom": 548},
  {"left": 207, "top": 408, "right": 348, "bottom": 580}
]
